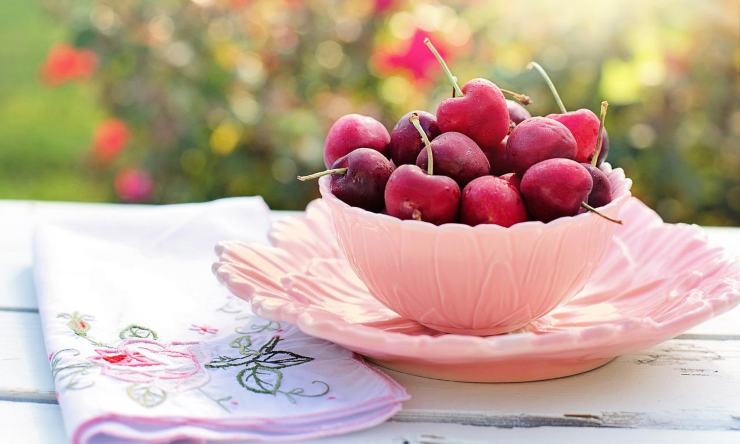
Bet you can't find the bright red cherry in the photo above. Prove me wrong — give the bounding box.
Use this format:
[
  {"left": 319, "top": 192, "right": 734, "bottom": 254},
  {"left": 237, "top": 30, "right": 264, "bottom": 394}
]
[
  {"left": 323, "top": 114, "right": 390, "bottom": 168},
  {"left": 460, "top": 175, "right": 528, "bottom": 227},
  {"left": 546, "top": 109, "right": 600, "bottom": 163},
  {"left": 424, "top": 39, "right": 530, "bottom": 152}
]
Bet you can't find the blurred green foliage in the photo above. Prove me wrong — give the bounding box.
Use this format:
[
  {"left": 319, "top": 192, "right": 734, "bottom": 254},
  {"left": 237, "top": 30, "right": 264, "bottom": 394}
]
[{"left": 0, "top": 0, "right": 737, "bottom": 225}]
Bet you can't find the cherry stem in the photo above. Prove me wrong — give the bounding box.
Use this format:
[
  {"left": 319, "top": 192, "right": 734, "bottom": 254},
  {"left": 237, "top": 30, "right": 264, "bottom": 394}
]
[
  {"left": 424, "top": 38, "right": 463, "bottom": 98},
  {"left": 500, "top": 88, "right": 532, "bottom": 105},
  {"left": 581, "top": 202, "right": 623, "bottom": 225},
  {"left": 297, "top": 168, "right": 347, "bottom": 181},
  {"left": 409, "top": 112, "right": 434, "bottom": 175},
  {"left": 591, "top": 101, "right": 609, "bottom": 167},
  {"left": 527, "top": 61, "right": 567, "bottom": 113}
]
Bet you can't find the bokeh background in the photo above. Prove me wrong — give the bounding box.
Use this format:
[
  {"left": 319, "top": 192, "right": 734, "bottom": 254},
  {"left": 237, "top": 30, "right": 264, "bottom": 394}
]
[{"left": 1, "top": 0, "right": 738, "bottom": 225}]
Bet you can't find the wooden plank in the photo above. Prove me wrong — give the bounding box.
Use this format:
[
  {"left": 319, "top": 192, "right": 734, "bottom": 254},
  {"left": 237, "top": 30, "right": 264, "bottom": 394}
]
[
  {"left": 2, "top": 311, "right": 738, "bottom": 431},
  {"left": 2, "top": 401, "right": 739, "bottom": 444}
]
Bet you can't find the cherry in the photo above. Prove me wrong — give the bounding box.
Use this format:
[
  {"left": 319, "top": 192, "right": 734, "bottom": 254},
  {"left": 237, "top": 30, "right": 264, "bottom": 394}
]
[
  {"left": 384, "top": 165, "right": 460, "bottom": 225},
  {"left": 528, "top": 62, "right": 601, "bottom": 163},
  {"left": 425, "top": 39, "right": 530, "bottom": 151},
  {"left": 506, "top": 117, "right": 577, "bottom": 174},
  {"left": 507, "top": 99, "right": 531, "bottom": 125},
  {"left": 415, "top": 131, "right": 490, "bottom": 187},
  {"left": 520, "top": 158, "right": 592, "bottom": 222},
  {"left": 384, "top": 114, "right": 460, "bottom": 225},
  {"left": 298, "top": 148, "right": 393, "bottom": 212},
  {"left": 323, "top": 113, "right": 390, "bottom": 168},
  {"left": 486, "top": 135, "right": 513, "bottom": 175},
  {"left": 500, "top": 172, "right": 521, "bottom": 191},
  {"left": 461, "top": 175, "right": 528, "bottom": 227},
  {"left": 389, "top": 110, "right": 440, "bottom": 165},
  {"left": 581, "top": 163, "right": 612, "bottom": 208},
  {"left": 521, "top": 157, "right": 621, "bottom": 224}
]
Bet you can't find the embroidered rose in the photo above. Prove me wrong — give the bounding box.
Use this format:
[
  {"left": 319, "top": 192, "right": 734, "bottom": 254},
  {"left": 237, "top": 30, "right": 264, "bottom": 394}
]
[{"left": 90, "top": 339, "right": 208, "bottom": 391}]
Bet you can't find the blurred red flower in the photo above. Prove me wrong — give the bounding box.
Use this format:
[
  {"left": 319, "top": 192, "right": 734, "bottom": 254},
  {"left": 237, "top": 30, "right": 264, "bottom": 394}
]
[
  {"left": 375, "top": 30, "right": 451, "bottom": 82},
  {"left": 41, "top": 43, "right": 97, "bottom": 86},
  {"left": 115, "top": 168, "right": 153, "bottom": 202},
  {"left": 93, "top": 119, "right": 130, "bottom": 164}
]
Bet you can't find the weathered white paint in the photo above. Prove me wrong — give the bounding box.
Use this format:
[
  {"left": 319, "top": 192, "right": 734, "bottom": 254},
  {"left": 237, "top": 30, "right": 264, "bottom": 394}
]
[{"left": 0, "top": 201, "right": 737, "bottom": 442}]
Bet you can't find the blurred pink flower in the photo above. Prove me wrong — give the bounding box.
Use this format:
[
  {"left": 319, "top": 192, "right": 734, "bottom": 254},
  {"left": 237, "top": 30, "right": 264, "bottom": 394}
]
[
  {"left": 374, "top": 0, "right": 396, "bottom": 14},
  {"left": 93, "top": 119, "right": 130, "bottom": 164},
  {"left": 115, "top": 168, "right": 153, "bottom": 202},
  {"left": 41, "top": 43, "right": 97, "bottom": 86},
  {"left": 375, "top": 30, "right": 451, "bottom": 82}
]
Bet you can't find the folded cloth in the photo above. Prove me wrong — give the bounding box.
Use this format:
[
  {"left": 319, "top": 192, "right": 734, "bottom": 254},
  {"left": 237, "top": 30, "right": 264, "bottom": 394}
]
[{"left": 33, "top": 198, "right": 408, "bottom": 444}]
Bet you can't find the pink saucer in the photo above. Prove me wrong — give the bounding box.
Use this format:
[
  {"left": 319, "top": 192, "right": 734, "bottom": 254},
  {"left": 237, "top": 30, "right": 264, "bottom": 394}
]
[{"left": 213, "top": 198, "right": 739, "bottom": 382}]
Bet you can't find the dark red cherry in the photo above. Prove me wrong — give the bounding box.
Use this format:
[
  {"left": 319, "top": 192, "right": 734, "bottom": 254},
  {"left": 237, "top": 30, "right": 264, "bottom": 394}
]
[
  {"left": 384, "top": 164, "right": 460, "bottom": 225},
  {"left": 581, "top": 163, "right": 612, "bottom": 208},
  {"left": 299, "top": 148, "right": 393, "bottom": 212},
  {"left": 507, "top": 117, "right": 577, "bottom": 174},
  {"left": 416, "top": 132, "right": 489, "bottom": 187},
  {"left": 520, "top": 158, "right": 592, "bottom": 222},
  {"left": 507, "top": 99, "right": 531, "bottom": 125},
  {"left": 323, "top": 114, "right": 390, "bottom": 168},
  {"left": 461, "top": 175, "right": 528, "bottom": 227},
  {"left": 486, "top": 135, "right": 514, "bottom": 175},
  {"left": 389, "top": 111, "right": 440, "bottom": 165}
]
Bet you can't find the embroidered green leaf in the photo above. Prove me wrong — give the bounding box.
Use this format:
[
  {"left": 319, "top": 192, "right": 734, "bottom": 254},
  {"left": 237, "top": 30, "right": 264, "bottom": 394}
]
[
  {"left": 206, "top": 354, "right": 254, "bottom": 369},
  {"left": 50, "top": 349, "right": 95, "bottom": 391},
  {"left": 237, "top": 365, "right": 283, "bottom": 395},
  {"left": 119, "top": 324, "right": 158, "bottom": 340},
  {"left": 236, "top": 319, "right": 281, "bottom": 334},
  {"left": 127, "top": 384, "right": 167, "bottom": 408},
  {"left": 229, "top": 335, "right": 254, "bottom": 356},
  {"left": 257, "top": 351, "right": 312, "bottom": 369}
]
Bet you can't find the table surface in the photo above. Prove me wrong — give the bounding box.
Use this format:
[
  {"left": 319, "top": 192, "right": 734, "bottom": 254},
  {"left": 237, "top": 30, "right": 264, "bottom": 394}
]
[{"left": 1, "top": 200, "right": 739, "bottom": 444}]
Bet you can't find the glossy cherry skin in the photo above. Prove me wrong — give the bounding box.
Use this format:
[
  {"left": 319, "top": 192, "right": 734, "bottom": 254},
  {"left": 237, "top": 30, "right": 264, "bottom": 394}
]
[
  {"left": 384, "top": 164, "right": 460, "bottom": 225},
  {"left": 486, "top": 136, "right": 513, "bottom": 175},
  {"left": 500, "top": 172, "right": 521, "bottom": 191},
  {"left": 461, "top": 175, "right": 528, "bottom": 227},
  {"left": 436, "top": 78, "right": 509, "bottom": 151},
  {"left": 416, "top": 132, "right": 489, "bottom": 187},
  {"left": 389, "top": 111, "right": 440, "bottom": 165},
  {"left": 507, "top": 99, "right": 531, "bottom": 125},
  {"left": 329, "top": 148, "right": 394, "bottom": 212},
  {"left": 324, "top": 114, "right": 390, "bottom": 168},
  {"left": 581, "top": 163, "right": 612, "bottom": 208},
  {"left": 520, "top": 158, "right": 593, "bottom": 222},
  {"left": 546, "top": 109, "right": 600, "bottom": 163},
  {"left": 507, "top": 117, "right": 577, "bottom": 174}
]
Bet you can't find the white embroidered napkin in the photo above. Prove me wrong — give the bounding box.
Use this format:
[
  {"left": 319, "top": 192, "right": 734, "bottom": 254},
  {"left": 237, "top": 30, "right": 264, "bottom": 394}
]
[{"left": 33, "top": 198, "right": 408, "bottom": 444}]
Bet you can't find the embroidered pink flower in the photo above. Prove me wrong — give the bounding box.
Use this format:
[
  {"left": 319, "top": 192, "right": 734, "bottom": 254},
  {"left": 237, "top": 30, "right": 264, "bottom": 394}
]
[
  {"left": 90, "top": 339, "right": 208, "bottom": 390},
  {"left": 189, "top": 324, "right": 219, "bottom": 335},
  {"left": 114, "top": 168, "right": 153, "bottom": 202},
  {"left": 41, "top": 43, "right": 97, "bottom": 86},
  {"left": 93, "top": 119, "right": 131, "bottom": 164}
]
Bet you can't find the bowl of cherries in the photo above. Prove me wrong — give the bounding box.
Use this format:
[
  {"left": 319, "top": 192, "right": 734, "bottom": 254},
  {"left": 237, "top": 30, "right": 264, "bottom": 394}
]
[{"left": 300, "top": 42, "right": 632, "bottom": 336}]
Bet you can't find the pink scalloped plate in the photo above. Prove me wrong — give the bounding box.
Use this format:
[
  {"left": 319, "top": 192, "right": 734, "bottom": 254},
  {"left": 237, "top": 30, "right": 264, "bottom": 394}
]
[{"left": 213, "top": 198, "right": 739, "bottom": 382}]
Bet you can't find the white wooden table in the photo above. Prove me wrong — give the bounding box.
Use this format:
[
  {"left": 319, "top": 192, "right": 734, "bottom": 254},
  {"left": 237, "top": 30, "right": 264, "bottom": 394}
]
[{"left": 1, "top": 201, "right": 739, "bottom": 444}]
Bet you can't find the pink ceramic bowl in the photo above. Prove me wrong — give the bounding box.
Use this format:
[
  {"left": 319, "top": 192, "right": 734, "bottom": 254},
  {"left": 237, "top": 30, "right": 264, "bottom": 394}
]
[{"left": 318, "top": 164, "right": 632, "bottom": 336}]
